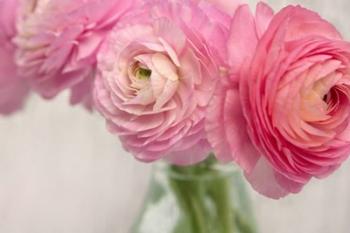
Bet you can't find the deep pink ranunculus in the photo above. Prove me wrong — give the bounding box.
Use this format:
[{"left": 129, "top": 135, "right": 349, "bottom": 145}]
[
  {"left": 94, "top": 0, "right": 231, "bottom": 165},
  {"left": 207, "top": 3, "right": 350, "bottom": 198},
  {"left": 0, "top": 0, "right": 29, "bottom": 115},
  {"left": 15, "top": 0, "right": 136, "bottom": 110}
]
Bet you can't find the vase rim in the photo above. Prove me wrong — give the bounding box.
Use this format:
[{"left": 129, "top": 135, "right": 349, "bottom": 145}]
[{"left": 154, "top": 161, "right": 241, "bottom": 181}]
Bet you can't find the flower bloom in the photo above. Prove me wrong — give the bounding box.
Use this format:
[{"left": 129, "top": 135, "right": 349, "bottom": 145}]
[
  {"left": 0, "top": 0, "right": 29, "bottom": 115},
  {"left": 15, "top": 0, "right": 136, "bottom": 109},
  {"left": 94, "top": 0, "right": 231, "bottom": 164},
  {"left": 207, "top": 4, "right": 350, "bottom": 198},
  {"left": 194, "top": 0, "right": 242, "bottom": 15}
]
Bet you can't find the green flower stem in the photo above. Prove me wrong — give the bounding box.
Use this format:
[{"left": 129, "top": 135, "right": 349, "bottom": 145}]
[
  {"left": 169, "top": 172, "right": 210, "bottom": 233},
  {"left": 207, "top": 172, "right": 237, "bottom": 233},
  {"left": 169, "top": 157, "right": 239, "bottom": 233},
  {"left": 189, "top": 191, "right": 210, "bottom": 233}
]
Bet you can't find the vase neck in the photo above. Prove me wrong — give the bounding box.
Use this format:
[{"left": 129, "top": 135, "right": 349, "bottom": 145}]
[{"left": 154, "top": 157, "right": 241, "bottom": 182}]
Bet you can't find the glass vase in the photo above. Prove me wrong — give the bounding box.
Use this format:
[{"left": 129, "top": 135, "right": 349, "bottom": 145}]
[{"left": 131, "top": 157, "right": 257, "bottom": 233}]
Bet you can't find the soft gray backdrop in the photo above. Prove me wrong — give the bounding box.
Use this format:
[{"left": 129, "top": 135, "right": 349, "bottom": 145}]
[{"left": 1, "top": 1, "right": 350, "bottom": 233}]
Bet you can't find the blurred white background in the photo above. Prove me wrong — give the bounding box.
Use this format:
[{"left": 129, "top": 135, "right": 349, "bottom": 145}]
[{"left": 1, "top": 0, "right": 350, "bottom": 233}]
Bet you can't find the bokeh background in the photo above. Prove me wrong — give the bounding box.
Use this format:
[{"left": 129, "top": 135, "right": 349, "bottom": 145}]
[{"left": 1, "top": 0, "right": 350, "bottom": 232}]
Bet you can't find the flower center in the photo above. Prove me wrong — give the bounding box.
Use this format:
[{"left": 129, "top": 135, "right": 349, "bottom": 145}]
[
  {"left": 323, "top": 92, "right": 331, "bottom": 103},
  {"left": 136, "top": 67, "right": 152, "bottom": 80}
]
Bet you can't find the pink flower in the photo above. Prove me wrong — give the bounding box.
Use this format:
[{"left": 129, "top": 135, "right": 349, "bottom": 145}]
[
  {"left": 0, "top": 0, "right": 29, "bottom": 115},
  {"left": 94, "top": 0, "right": 231, "bottom": 165},
  {"left": 194, "top": 0, "right": 242, "bottom": 15},
  {"left": 15, "top": 0, "right": 136, "bottom": 110},
  {"left": 207, "top": 3, "right": 350, "bottom": 198}
]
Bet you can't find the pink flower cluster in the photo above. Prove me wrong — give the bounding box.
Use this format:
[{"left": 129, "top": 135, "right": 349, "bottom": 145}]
[
  {"left": 0, "top": 0, "right": 29, "bottom": 114},
  {"left": 2, "top": 0, "right": 350, "bottom": 198}
]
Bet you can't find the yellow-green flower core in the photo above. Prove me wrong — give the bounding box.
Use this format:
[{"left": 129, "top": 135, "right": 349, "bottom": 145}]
[{"left": 136, "top": 67, "right": 152, "bottom": 80}]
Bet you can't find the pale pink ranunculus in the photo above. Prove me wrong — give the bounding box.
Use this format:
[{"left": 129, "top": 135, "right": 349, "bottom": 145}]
[
  {"left": 94, "top": 0, "right": 231, "bottom": 165},
  {"left": 0, "top": 0, "right": 29, "bottom": 115},
  {"left": 15, "top": 0, "right": 136, "bottom": 110},
  {"left": 207, "top": 3, "right": 350, "bottom": 198}
]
